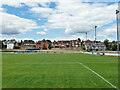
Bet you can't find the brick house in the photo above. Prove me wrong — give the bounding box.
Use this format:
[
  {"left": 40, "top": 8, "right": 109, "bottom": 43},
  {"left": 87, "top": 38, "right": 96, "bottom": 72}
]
[
  {"left": 21, "top": 40, "right": 36, "bottom": 49},
  {"left": 36, "top": 39, "right": 52, "bottom": 50},
  {"left": 84, "top": 40, "right": 106, "bottom": 50},
  {"left": 71, "top": 40, "right": 81, "bottom": 47},
  {"left": 52, "top": 40, "right": 81, "bottom": 48}
]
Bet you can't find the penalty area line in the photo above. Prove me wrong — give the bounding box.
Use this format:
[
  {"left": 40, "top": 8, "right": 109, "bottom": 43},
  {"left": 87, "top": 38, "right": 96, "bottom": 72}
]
[{"left": 79, "top": 62, "right": 118, "bottom": 89}]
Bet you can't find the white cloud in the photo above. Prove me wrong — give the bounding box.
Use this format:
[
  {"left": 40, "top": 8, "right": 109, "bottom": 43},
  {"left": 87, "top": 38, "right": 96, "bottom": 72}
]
[
  {"left": 0, "top": 8, "right": 4, "bottom": 12},
  {"left": 37, "top": 31, "right": 47, "bottom": 35},
  {"left": 29, "top": 7, "right": 53, "bottom": 18},
  {"left": 0, "top": 0, "right": 118, "bottom": 40},
  {"left": 0, "top": 37, "right": 36, "bottom": 42},
  {"left": 104, "top": 25, "right": 116, "bottom": 33},
  {"left": 39, "top": 26, "right": 45, "bottom": 28},
  {"left": 97, "top": 24, "right": 117, "bottom": 39},
  {"left": 0, "top": 12, "right": 40, "bottom": 35},
  {"left": 46, "top": 1, "right": 117, "bottom": 35},
  {"left": 82, "top": 0, "right": 119, "bottom": 2},
  {"left": 44, "top": 28, "right": 48, "bottom": 31},
  {"left": 1, "top": 0, "right": 57, "bottom": 8},
  {"left": 30, "top": 7, "right": 53, "bottom": 13}
]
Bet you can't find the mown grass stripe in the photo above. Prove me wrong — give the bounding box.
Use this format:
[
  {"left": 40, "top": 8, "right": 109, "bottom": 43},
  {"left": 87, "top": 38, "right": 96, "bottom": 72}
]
[{"left": 79, "top": 62, "right": 118, "bottom": 89}]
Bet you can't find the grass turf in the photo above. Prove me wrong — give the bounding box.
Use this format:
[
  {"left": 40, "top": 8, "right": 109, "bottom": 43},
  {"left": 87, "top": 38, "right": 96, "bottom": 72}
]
[{"left": 2, "top": 53, "right": 118, "bottom": 88}]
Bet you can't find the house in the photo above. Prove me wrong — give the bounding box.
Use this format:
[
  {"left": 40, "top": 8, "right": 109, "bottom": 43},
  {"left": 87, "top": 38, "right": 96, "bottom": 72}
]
[
  {"left": 52, "top": 40, "right": 60, "bottom": 48},
  {"left": 109, "top": 42, "right": 117, "bottom": 46},
  {"left": 21, "top": 40, "right": 36, "bottom": 49},
  {"left": 58, "top": 41, "right": 71, "bottom": 48},
  {"left": 52, "top": 39, "right": 81, "bottom": 48},
  {"left": 71, "top": 40, "right": 81, "bottom": 47},
  {"left": 7, "top": 42, "right": 14, "bottom": 49},
  {"left": 84, "top": 40, "right": 106, "bottom": 51},
  {"left": 36, "top": 39, "right": 52, "bottom": 50}
]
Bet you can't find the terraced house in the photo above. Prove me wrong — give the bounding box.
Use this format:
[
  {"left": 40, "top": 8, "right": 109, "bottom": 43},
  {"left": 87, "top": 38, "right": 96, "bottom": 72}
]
[
  {"left": 84, "top": 40, "right": 106, "bottom": 51},
  {"left": 36, "top": 39, "right": 52, "bottom": 50},
  {"left": 52, "top": 40, "right": 81, "bottom": 48}
]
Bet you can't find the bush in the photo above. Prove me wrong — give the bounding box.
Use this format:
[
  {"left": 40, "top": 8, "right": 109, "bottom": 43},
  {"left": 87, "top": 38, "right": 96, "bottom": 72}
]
[
  {"left": 109, "top": 48, "right": 112, "bottom": 51},
  {"left": 90, "top": 47, "right": 93, "bottom": 51},
  {"left": 2, "top": 51, "right": 14, "bottom": 52},
  {"left": 96, "top": 49, "right": 98, "bottom": 51},
  {"left": 14, "top": 46, "right": 20, "bottom": 49},
  {"left": 112, "top": 45, "right": 117, "bottom": 51},
  {"left": 48, "top": 44, "right": 52, "bottom": 49},
  {"left": 82, "top": 46, "right": 86, "bottom": 50},
  {"left": 55, "top": 46, "right": 59, "bottom": 48},
  {"left": 42, "top": 47, "right": 47, "bottom": 50}
]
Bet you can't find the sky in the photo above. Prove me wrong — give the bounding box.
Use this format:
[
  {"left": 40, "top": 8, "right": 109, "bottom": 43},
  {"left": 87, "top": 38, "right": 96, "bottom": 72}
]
[{"left": 0, "top": 0, "right": 120, "bottom": 41}]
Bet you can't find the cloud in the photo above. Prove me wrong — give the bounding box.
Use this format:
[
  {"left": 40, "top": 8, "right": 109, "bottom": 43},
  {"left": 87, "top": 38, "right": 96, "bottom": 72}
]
[
  {"left": 0, "top": 8, "right": 4, "bottom": 12},
  {"left": 37, "top": 31, "right": 47, "bottom": 35},
  {"left": 82, "top": 0, "right": 119, "bottom": 2},
  {"left": 30, "top": 7, "right": 53, "bottom": 13},
  {"left": 1, "top": 0, "right": 118, "bottom": 40},
  {"left": 0, "top": 12, "right": 39, "bottom": 35},
  {"left": 1, "top": 0, "right": 57, "bottom": 8},
  {"left": 0, "top": 37, "right": 36, "bottom": 41},
  {"left": 46, "top": 1, "right": 117, "bottom": 35},
  {"left": 40, "top": 26, "right": 45, "bottom": 28},
  {"left": 97, "top": 24, "right": 117, "bottom": 39},
  {"left": 44, "top": 28, "right": 48, "bottom": 31},
  {"left": 29, "top": 7, "right": 53, "bottom": 18},
  {"left": 104, "top": 25, "right": 116, "bottom": 33}
]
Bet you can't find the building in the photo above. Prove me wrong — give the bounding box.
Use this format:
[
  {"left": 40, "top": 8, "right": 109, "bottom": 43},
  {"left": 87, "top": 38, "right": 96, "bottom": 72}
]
[
  {"left": 21, "top": 40, "right": 36, "bottom": 49},
  {"left": 36, "top": 39, "right": 52, "bottom": 50},
  {"left": 84, "top": 40, "right": 106, "bottom": 51},
  {"left": 7, "top": 42, "right": 14, "bottom": 49},
  {"left": 71, "top": 40, "right": 81, "bottom": 47},
  {"left": 52, "top": 40, "right": 81, "bottom": 48},
  {"left": 57, "top": 40, "right": 71, "bottom": 48}
]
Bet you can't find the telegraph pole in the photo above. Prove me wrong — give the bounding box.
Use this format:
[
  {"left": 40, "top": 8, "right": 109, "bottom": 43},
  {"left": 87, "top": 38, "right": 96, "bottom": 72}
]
[
  {"left": 95, "top": 26, "right": 97, "bottom": 50},
  {"left": 116, "top": 10, "right": 119, "bottom": 53},
  {"left": 86, "top": 32, "right": 87, "bottom": 40}
]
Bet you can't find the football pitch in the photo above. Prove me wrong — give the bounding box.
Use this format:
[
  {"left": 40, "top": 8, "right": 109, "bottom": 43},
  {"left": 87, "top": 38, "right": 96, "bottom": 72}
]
[{"left": 2, "top": 53, "right": 118, "bottom": 88}]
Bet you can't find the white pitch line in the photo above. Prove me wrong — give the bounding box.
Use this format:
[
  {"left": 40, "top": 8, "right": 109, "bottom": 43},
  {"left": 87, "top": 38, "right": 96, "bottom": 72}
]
[{"left": 79, "top": 62, "right": 118, "bottom": 89}]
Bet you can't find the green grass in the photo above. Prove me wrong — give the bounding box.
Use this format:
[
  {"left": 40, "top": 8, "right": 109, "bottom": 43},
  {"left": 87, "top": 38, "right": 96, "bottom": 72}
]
[{"left": 2, "top": 53, "right": 118, "bottom": 88}]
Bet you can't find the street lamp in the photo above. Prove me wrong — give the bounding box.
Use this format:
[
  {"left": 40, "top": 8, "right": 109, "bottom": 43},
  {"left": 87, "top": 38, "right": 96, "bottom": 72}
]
[
  {"left": 116, "top": 10, "right": 119, "bottom": 53},
  {"left": 95, "top": 26, "right": 97, "bottom": 43},
  {"left": 95, "top": 26, "right": 97, "bottom": 50},
  {"left": 86, "top": 32, "right": 87, "bottom": 40}
]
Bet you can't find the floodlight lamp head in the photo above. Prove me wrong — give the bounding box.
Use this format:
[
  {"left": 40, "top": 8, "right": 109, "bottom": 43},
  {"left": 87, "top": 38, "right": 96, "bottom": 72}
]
[{"left": 116, "top": 10, "right": 119, "bottom": 14}]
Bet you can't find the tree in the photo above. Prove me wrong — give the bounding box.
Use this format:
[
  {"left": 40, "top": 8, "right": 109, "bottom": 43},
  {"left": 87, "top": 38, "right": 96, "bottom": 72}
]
[
  {"left": 28, "top": 40, "right": 34, "bottom": 43},
  {"left": 82, "top": 46, "right": 86, "bottom": 50},
  {"left": 78, "top": 38, "right": 81, "bottom": 41},
  {"left": 90, "top": 47, "right": 93, "bottom": 51},
  {"left": 112, "top": 45, "right": 117, "bottom": 51},
  {"left": 112, "top": 41, "right": 115, "bottom": 43},
  {"left": 48, "top": 44, "right": 52, "bottom": 49},
  {"left": 104, "top": 39, "right": 109, "bottom": 50},
  {"left": 24, "top": 40, "right": 28, "bottom": 43},
  {"left": 119, "top": 45, "right": 120, "bottom": 50},
  {"left": 21, "top": 40, "right": 23, "bottom": 44},
  {"left": 14, "top": 46, "right": 20, "bottom": 49},
  {"left": 81, "top": 40, "right": 84, "bottom": 46}
]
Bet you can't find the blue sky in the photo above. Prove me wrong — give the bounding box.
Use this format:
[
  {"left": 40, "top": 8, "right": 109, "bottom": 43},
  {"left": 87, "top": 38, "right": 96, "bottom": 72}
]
[{"left": 0, "top": 0, "right": 119, "bottom": 41}]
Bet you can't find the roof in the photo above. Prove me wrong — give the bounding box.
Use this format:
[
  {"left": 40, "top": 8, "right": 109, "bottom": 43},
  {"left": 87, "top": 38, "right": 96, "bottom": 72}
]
[{"left": 84, "top": 39, "right": 94, "bottom": 43}]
